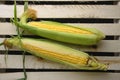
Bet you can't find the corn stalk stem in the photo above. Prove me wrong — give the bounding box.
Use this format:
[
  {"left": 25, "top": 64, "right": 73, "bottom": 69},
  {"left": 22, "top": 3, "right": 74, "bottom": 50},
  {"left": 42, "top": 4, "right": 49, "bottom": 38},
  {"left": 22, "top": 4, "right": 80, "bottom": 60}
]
[{"left": 14, "top": 0, "right": 28, "bottom": 80}]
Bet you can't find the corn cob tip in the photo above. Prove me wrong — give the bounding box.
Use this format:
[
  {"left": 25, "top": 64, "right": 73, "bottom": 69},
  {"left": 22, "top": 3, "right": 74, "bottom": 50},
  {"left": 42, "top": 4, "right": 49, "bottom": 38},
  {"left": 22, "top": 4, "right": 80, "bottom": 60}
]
[
  {"left": 88, "top": 59, "right": 108, "bottom": 70},
  {"left": 3, "top": 39, "right": 13, "bottom": 49}
]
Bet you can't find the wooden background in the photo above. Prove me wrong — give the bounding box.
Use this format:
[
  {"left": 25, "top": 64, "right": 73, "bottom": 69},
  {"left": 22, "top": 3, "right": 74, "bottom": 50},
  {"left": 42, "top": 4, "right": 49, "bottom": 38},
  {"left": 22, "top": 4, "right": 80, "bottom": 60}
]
[{"left": 0, "top": 0, "right": 120, "bottom": 80}]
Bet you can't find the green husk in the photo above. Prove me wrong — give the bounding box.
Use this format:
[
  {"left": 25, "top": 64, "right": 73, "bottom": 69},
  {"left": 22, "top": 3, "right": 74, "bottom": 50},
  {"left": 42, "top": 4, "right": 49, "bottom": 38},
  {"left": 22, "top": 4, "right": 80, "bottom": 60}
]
[
  {"left": 4, "top": 37, "right": 108, "bottom": 70},
  {"left": 12, "top": 7, "right": 105, "bottom": 46},
  {"left": 14, "top": 0, "right": 28, "bottom": 80}
]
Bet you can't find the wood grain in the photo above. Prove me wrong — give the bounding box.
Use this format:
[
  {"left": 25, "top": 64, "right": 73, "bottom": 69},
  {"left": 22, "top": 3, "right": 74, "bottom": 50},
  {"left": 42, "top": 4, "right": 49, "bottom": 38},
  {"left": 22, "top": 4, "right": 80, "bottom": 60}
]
[
  {"left": 0, "top": 5, "right": 120, "bottom": 18},
  {"left": 0, "top": 55, "right": 120, "bottom": 70},
  {"left": 0, "top": 72, "right": 120, "bottom": 80}
]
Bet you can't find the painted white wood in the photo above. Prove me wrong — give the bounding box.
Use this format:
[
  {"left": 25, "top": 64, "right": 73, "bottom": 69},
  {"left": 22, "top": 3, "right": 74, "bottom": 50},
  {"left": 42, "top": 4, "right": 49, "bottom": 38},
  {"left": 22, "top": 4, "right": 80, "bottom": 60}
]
[
  {"left": 0, "top": 38, "right": 120, "bottom": 52},
  {"left": 0, "top": 55, "right": 120, "bottom": 70},
  {"left": 0, "top": 23, "right": 120, "bottom": 35},
  {"left": 0, "top": 1, "right": 119, "bottom": 80},
  {"left": 62, "top": 40, "right": 120, "bottom": 52},
  {"left": 0, "top": 5, "right": 120, "bottom": 18},
  {"left": 0, "top": 72, "right": 120, "bottom": 80},
  {"left": 0, "top": 23, "right": 17, "bottom": 35}
]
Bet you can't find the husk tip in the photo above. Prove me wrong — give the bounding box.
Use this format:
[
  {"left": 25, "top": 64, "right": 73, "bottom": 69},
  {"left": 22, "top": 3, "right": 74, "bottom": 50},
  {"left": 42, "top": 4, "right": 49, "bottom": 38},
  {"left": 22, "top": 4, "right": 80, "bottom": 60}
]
[{"left": 21, "top": 8, "right": 37, "bottom": 20}]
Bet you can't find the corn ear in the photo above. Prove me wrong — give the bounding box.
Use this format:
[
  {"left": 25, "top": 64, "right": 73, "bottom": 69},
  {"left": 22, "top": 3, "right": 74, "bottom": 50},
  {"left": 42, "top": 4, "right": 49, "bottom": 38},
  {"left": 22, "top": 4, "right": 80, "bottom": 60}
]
[
  {"left": 3, "top": 37, "right": 108, "bottom": 70},
  {"left": 14, "top": 9, "right": 105, "bottom": 46}
]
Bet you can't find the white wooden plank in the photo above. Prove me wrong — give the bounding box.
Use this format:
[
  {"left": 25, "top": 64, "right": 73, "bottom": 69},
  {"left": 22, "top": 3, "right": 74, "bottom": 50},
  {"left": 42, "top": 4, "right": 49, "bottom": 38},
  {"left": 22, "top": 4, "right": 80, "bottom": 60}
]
[
  {"left": 0, "top": 72, "right": 120, "bottom": 80},
  {"left": 0, "top": 72, "right": 119, "bottom": 80},
  {"left": 0, "top": 23, "right": 17, "bottom": 35},
  {"left": 0, "top": 5, "right": 120, "bottom": 18},
  {"left": 0, "top": 23, "right": 120, "bottom": 35},
  {"left": 0, "top": 55, "right": 120, "bottom": 70},
  {"left": 0, "top": 38, "right": 119, "bottom": 52}
]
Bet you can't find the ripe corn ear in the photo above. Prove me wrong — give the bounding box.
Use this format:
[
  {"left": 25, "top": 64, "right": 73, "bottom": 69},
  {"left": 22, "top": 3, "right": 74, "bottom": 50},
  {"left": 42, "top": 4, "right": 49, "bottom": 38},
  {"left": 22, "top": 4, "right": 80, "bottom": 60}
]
[
  {"left": 3, "top": 37, "right": 108, "bottom": 70},
  {"left": 14, "top": 9, "right": 105, "bottom": 46}
]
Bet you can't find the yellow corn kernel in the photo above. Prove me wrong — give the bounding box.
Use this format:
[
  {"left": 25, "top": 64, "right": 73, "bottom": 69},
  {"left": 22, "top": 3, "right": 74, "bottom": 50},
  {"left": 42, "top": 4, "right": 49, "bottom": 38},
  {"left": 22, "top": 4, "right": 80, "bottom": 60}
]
[
  {"left": 24, "top": 43, "right": 88, "bottom": 65},
  {"left": 27, "top": 22, "right": 92, "bottom": 34}
]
